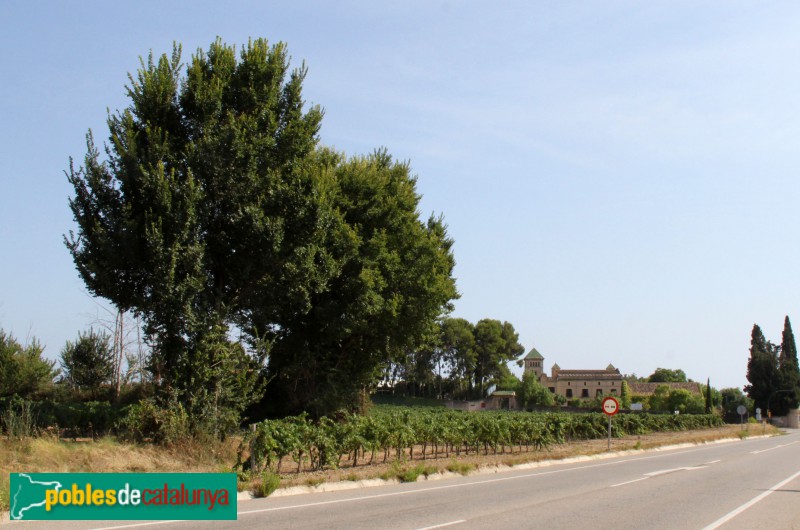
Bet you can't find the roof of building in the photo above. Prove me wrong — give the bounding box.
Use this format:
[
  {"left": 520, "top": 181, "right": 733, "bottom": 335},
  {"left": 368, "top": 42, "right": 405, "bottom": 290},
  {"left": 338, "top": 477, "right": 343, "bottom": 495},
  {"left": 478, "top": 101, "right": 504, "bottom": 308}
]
[
  {"left": 554, "top": 370, "right": 623, "bottom": 380},
  {"left": 524, "top": 348, "right": 544, "bottom": 360},
  {"left": 627, "top": 382, "right": 704, "bottom": 396}
]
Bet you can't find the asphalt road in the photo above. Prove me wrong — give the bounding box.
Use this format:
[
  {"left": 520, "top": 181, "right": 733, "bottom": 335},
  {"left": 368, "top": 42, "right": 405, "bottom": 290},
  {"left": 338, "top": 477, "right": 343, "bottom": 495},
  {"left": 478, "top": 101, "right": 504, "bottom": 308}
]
[{"left": 10, "top": 429, "right": 800, "bottom": 529}]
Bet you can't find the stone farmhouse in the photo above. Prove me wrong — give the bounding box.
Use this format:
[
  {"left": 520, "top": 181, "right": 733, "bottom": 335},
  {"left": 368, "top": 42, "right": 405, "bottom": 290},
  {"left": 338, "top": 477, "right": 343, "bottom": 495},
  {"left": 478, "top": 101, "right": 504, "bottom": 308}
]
[{"left": 522, "top": 348, "right": 623, "bottom": 400}]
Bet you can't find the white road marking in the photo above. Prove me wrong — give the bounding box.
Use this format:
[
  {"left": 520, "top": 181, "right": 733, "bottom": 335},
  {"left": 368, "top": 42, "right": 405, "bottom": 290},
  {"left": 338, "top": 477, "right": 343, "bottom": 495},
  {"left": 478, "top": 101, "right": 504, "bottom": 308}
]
[
  {"left": 415, "top": 519, "right": 466, "bottom": 530},
  {"left": 750, "top": 441, "right": 798, "bottom": 454},
  {"left": 612, "top": 461, "right": 718, "bottom": 487},
  {"left": 610, "top": 477, "right": 649, "bottom": 488},
  {"left": 701, "top": 468, "right": 800, "bottom": 530}
]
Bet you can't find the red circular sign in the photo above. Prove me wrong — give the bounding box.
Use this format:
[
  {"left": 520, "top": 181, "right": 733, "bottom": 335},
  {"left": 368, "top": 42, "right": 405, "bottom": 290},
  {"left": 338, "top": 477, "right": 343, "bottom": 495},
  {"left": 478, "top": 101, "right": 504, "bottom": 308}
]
[{"left": 602, "top": 396, "right": 620, "bottom": 416}]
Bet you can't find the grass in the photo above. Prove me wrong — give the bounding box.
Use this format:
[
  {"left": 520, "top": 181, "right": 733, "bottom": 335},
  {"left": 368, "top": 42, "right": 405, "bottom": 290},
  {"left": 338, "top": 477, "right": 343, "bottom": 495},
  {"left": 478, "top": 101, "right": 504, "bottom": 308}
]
[
  {"left": 253, "top": 471, "right": 280, "bottom": 498},
  {"left": 446, "top": 461, "right": 475, "bottom": 476},
  {"left": 0, "top": 434, "right": 240, "bottom": 515}
]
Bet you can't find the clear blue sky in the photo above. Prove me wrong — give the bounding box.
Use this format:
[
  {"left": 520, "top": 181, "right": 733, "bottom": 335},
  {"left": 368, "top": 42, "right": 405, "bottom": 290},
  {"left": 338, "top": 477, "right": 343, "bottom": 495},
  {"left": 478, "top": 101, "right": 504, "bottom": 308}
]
[{"left": 2, "top": 1, "right": 799, "bottom": 390}]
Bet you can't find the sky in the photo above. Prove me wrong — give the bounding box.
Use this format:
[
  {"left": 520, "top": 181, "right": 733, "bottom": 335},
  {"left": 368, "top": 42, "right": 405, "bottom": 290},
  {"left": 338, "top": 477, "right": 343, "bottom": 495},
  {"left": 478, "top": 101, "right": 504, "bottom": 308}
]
[{"left": 2, "top": 1, "right": 800, "bottom": 391}]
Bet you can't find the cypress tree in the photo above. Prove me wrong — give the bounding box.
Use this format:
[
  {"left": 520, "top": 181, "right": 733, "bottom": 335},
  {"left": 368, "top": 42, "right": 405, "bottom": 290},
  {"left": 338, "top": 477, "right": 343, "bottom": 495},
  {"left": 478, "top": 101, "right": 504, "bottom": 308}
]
[
  {"left": 705, "top": 378, "right": 712, "bottom": 414},
  {"left": 744, "top": 324, "right": 778, "bottom": 414},
  {"left": 779, "top": 316, "right": 800, "bottom": 413}
]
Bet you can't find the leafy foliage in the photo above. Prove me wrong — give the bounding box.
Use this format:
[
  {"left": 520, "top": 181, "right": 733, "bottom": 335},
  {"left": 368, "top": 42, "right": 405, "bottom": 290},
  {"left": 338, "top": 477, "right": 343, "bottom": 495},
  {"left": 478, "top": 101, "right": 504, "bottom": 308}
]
[
  {"left": 0, "top": 330, "right": 58, "bottom": 399},
  {"left": 240, "top": 406, "right": 724, "bottom": 474},
  {"left": 65, "top": 38, "right": 457, "bottom": 420},
  {"left": 260, "top": 150, "right": 458, "bottom": 417},
  {"left": 745, "top": 323, "right": 781, "bottom": 414},
  {"left": 647, "top": 368, "right": 688, "bottom": 383},
  {"left": 60, "top": 329, "right": 115, "bottom": 398},
  {"left": 516, "top": 371, "right": 555, "bottom": 409}
]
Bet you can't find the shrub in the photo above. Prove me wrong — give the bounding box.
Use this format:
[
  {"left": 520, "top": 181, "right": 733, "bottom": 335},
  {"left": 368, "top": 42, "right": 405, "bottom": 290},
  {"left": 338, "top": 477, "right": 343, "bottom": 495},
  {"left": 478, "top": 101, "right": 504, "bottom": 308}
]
[
  {"left": 253, "top": 471, "right": 280, "bottom": 498},
  {"left": 1, "top": 397, "right": 37, "bottom": 438},
  {"left": 117, "top": 399, "right": 190, "bottom": 446}
]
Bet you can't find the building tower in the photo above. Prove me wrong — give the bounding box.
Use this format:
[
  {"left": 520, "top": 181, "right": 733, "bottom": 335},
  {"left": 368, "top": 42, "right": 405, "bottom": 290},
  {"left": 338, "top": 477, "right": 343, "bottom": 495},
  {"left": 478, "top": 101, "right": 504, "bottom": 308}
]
[{"left": 523, "top": 347, "right": 544, "bottom": 378}]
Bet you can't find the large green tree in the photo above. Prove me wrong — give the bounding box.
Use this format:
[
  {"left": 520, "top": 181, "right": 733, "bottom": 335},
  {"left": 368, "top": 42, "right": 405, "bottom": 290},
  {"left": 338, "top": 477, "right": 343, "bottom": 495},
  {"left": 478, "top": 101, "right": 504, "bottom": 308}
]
[
  {"left": 66, "top": 38, "right": 457, "bottom": 420},
  {"left": 257, "top": 150, "right": 458, "bottom": 416},
  {"left": 777, "top": 316, "right": 800, "bottom": 413},
  {"left": 439, "top": 318, "right": 476, "bottom": 398},
  {"left": 744, "top": 323, "right": 779, "bottom": 414},
  {"left": 472, "top": 319, "right": 524, "bottom": 397},
  {"left": 66, "top": 39, "right": 322, "bottom": 424}
]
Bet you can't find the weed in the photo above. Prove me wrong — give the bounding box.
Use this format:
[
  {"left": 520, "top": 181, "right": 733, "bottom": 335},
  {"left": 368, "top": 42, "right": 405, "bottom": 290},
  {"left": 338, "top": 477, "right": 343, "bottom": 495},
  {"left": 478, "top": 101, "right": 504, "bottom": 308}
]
[
  {"left": 737, "top": 429, "right": 750, "bottom": 439},
  {"left": 305, "top": 476, "right": 325, "bottom": 487},
  {"left": 2, "top": 399, "right": 38, "bottom": 439},
  {"left": 446, "top": 461, "right": 474, "bottom": 476},
  {"left": 343, "top": 473, "right": 360, "bottom": 482},
  {"left": 253, "top": 471, "right": 280, "bottom": 498},
  {"left": 397, "top": 464, "right": 438, "bottom": 483}
]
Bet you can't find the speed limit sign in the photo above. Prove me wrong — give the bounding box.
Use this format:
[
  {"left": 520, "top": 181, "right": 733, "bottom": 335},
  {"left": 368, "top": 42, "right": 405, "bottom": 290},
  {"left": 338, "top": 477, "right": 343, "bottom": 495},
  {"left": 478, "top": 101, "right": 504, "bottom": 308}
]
[{"left": 602, "top": 396, "right": 619, "bottom": 416}]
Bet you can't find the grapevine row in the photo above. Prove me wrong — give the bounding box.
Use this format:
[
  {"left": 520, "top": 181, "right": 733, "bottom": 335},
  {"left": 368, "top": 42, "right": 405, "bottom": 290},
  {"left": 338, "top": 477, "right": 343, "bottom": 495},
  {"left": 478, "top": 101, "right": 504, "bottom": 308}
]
[{"left": 240, "top": 408, "right": 723, "bottom": 474}]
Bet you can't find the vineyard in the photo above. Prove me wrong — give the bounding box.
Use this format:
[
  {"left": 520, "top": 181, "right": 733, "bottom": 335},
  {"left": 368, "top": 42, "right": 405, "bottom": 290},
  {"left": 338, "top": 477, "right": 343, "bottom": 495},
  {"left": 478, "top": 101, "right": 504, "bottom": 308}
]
[{"left": 240, "top": 407, "right": 724, "bottom": 474}]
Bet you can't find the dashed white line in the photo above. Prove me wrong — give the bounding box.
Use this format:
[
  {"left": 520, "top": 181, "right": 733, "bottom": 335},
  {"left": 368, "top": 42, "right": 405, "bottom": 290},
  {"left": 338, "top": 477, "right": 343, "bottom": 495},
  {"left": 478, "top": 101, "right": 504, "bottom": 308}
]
[
  {"left": 610, "top": 477, "right": 649, "bottom": 488},
  {"left": 415, "top": 519, "right": 466, "bottom": 530},
  {"left": 750, "top": 441, "right": 798, "bottom": 454}
]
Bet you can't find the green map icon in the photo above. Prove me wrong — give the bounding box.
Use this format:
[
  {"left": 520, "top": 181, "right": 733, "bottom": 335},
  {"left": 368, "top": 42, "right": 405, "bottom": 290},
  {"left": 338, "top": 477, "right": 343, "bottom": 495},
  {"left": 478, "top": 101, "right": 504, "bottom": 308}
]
[{"left": 10, "top": 473, "right": 63, "bottom": 520}]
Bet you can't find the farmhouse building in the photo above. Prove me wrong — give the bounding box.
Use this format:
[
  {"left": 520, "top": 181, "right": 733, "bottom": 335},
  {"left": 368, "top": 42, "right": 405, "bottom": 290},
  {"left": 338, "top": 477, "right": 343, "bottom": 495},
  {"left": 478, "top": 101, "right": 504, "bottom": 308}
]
[{"left": 522, "top": 348, "right": 623, "bottom": 400}]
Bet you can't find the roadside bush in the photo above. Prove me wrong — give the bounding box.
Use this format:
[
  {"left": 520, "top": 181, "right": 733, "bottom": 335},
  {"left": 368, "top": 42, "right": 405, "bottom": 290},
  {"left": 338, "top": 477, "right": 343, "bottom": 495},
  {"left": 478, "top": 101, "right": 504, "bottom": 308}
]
[
  {"left": 117, "top": 399, "right": 190, "bottom": 446},
  {"left": 253, "top": 471, "right": 280, "bottom": 498},
  {"left": 0, "top": 397, "right": 37, "bottom": 438}
]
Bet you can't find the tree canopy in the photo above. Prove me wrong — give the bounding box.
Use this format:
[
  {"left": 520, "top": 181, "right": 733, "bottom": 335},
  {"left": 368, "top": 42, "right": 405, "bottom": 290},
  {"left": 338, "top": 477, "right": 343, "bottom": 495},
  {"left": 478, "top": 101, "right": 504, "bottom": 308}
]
[
  {"left": 0, "top": 330, "right": 58, "bottom": 398},
  {"left": 60, "top": 329, "right": 115, "bottom": 398},
  {"left": 744, "top": 323, "right": 780, "bottom": 414},
  {"left": 65, "top": 38, "right": 457, "bottom": 420},
  {"left": 647, "top": 368, "right": 688, "bottom": 383}
]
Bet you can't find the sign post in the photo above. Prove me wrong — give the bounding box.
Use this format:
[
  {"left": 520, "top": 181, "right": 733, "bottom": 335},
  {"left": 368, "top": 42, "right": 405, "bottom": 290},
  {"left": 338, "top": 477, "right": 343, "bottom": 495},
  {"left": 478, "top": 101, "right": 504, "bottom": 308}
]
[{"left": 602, "top": 396, "right": 620, "bottom": 450}]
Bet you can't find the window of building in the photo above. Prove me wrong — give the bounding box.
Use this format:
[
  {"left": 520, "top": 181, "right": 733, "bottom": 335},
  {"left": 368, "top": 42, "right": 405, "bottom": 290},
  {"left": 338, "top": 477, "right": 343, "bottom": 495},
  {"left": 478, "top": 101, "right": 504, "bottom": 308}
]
[
  {"left": 548, "top": 387, "right": 555, "bottom": 394},
  {"left": 581, "top": 389, "right": 589, "bottom": 398},
  {"left": 566, "top": 389, "right": 573, "bottom": 398},
  {"left": 610, "top": 388, "right": 617, "bottom": 395},
  {"left": 596, "top": 389, "right": 603, "bottom": 397}
]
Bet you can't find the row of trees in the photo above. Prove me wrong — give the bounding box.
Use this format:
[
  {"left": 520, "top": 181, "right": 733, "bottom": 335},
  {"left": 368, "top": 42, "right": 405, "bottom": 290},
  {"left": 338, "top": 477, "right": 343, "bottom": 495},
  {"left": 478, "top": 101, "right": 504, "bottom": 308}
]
[
  {"left": 64, "top": 38, "right": 458, "bottom": 426},
  {"left": 745, "top": 316, "right": 799, "bottom": 416},
  {"left": 384, "top": 317, "right": 525, "bottom": 400}
]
